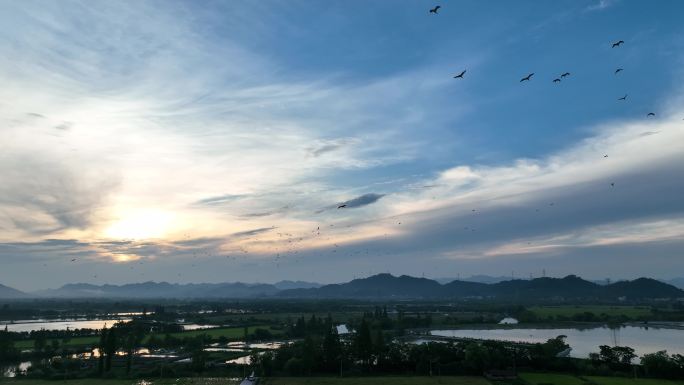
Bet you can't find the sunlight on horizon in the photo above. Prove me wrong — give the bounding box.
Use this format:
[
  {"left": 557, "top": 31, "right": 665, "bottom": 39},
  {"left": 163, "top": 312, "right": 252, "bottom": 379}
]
[{"left": 104, "top": 209, "right": 174, "bottom": 240}]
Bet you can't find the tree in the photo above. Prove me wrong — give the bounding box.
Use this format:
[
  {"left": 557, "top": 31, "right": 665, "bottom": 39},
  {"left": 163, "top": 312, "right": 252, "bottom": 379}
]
[
  {"left": 103, "top": 327, "right": 119, "bottom": 372},
  {"left": 33, "top": 330, "right": 47, "bottom": 353},
  {"left": 355, "top": 318, "right": 373, "bottom": 367},
  {"left": 121, "top": 323, "right": 146, "bottom": 374},
  {"left": 0, "top": 325, "right": 18, "bottom": 361},
  {"left": 641, "top": 350, "right": 684, "bottom": 379},
  {"left": 322, "top": 322, "right": 341, "bottom": 372},
  {"left": 595, "top": 345, "right": 636, "bottom": 371}
]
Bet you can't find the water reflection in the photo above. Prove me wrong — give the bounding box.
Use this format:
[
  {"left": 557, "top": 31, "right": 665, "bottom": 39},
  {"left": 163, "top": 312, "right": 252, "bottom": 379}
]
[
  {"left": 430, "top": 325, "right": 684, "bottom": 358},
  {"left": 2, "top": 319, "right": 131, "bottom": 332},
  {"left": 1, "top": 361, "right": 32, "bottom": 378}
]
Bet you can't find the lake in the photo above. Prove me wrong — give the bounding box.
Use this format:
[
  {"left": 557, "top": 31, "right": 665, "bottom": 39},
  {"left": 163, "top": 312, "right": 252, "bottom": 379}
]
[{"left": 430, "top": 325, "right": 684, "bottom": 358}]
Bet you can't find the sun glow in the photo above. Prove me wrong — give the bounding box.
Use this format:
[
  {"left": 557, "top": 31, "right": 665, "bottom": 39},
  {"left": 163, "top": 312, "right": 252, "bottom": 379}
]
[{"left": 105, "top": 210, "right": 173, "bottom": 240}]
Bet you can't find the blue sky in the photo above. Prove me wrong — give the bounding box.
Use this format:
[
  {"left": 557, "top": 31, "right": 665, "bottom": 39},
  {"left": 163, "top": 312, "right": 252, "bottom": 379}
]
[{"left": 1, "top": 0, "right": 683, "bottom": 290}]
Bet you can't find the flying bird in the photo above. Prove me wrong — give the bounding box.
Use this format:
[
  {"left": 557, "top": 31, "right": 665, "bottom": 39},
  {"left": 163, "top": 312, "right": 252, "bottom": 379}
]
[
  {"left": 560, "top": 72, "right": 570, "bottom": 78},
  {"left": 610, "top": 182, "right": 615, "bottom": 187},
  {"left": 615, "top": 68, "right": 623, "bottom": 74},
  {"left": 453, "top": 70, "right": 466, "bottom": 79},
  {"left": 520, "top": 73, "right": 534, "bottom": 82},
  {"left": 429, "top": 5, "right": 441, "bottom": 14},
  {"left": 618, "top": 94, "right": 627, "bottom": 101},
  {"left": 70, "top": 259, "right": 77, "bottom": 262},
  {"left": 337, "top": 204, "right": 347, "bottom": 209},
  {"left": 647, "top": 112, "right": 655, "bottom": 117},
  {"left": 604, "top": 154, "right": 609, "bottom": 158},
  {"left": 553, "top": 78, "right": 561, "bottom": 83},
  {"left": 612, "top": 40, "right": 624, "bottom": 48}
]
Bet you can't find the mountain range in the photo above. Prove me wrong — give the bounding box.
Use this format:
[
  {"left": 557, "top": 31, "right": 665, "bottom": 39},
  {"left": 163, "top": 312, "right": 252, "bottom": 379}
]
[
  {"left": 0, "top": 283, "right": 27, "bottom": 299},
  {"left": 278, "top": 274, "right": 684, "bottom": 300},
  {"left": 1, "top": 274, "right": 682, "bottom": 300}
]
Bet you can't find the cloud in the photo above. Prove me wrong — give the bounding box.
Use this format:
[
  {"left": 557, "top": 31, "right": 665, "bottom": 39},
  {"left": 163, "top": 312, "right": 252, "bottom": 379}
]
[
  {"left": 194, "top": 194, "right": 247, "bottom": 206},
  {"left": 0, "top": 153, "right": 119, "bottom": 238},
  {"left": 54, "top": 122, "right": 73, "bottom": 131},
  {"left": 307, "top": 138, "right": 359, "bottom": 157},
  {"left": 340, "top": 193, "right": 386, "bottom": 209},
  {"left": 585, "top": 0, "right": 619, "bottom": 12},
  {"left": 230, "top": 227, "right": 276, "bottom": 238}
]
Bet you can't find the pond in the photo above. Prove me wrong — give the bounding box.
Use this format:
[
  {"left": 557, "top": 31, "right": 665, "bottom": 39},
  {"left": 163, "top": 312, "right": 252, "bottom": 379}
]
[
  {"left": 2, "top": 319, "right": 215, "bottom": 332},
  {"left": 430, "top": 325, "right": 684, "bottom": 358},
  {"left": 2, "top": 318, "right": 131, "bottom": 332}
]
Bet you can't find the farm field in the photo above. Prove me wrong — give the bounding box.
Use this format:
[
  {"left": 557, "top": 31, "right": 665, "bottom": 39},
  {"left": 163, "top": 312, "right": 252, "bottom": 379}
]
[
  {"left": 13, "top": 325, "right": 280, "bottom": 350},
  {"left": 260, "top": 377, "right": 491, "bottom": 385},
  {"left": 529, "top": 305, "right": 653, "bottom": 319},
  {"left": 521, "top": 373, "right": 684, "bottom": 385},
  {"left": 0, "top": 379, "right": 239, "bottom": 385}
]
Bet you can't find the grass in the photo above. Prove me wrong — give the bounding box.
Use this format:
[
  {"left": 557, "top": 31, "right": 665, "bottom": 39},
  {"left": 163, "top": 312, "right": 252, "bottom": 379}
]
[
  {"left": 0, "top": 379, "right": 240, "bottom": 385},
  {"left": 14, "top": 325, "right": 281, "bottom": 350},
  {"left": 15, "top": 336, "right": 100, "bottom": 349},
  {"left": 163, "top": 325, "right": 280, "bottom": 340},
  {"left": 260, "top": 377, "right": 490, "bottom": 385},
  {"left": 587, "top": 376, "right": 684, "bottom": 385},
  {"left": 520, "top": 373, "right": 684, "bottom": 385},
  {"left": 529, "top": 306, "right": 652, "bottom": 319},
  {"left": 520, "top": 372, "right": 588, "bottom": 385}
]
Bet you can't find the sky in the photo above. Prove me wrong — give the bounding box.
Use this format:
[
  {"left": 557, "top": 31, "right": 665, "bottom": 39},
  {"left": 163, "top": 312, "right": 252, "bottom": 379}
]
[{"left": 1, "top": 0, "right": 683, "bottom": 291}]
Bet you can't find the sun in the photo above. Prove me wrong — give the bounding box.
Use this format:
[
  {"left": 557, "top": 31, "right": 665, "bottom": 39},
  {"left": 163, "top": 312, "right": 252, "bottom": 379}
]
[{"left": 105, "top": 210, "right": 173, "bottom": 240}]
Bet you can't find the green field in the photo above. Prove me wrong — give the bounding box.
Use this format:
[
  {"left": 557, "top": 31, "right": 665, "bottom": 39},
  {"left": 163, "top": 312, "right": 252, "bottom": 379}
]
[
  {"left": 521, "top": 372, "right": 588, "bottom": 385},
  {"left": 587, "top": 376, "right": 684, "bottom": 385},
  {"left": 529, "top": 305, "right": 652, "bottom": 318},
  {"left": 163, "top": 325, "right": 280, "bottom": 340},
  {"left": 14, "top": 336, "right": 100, "bottom": 349},
  {"left": 0, "top": 377, "right": 488, "bottom": 385},
  {"left": 0, "top": 379, "right": 239, "bottom": 385},
  {"left": 14, "top": 325, "right": 280, "bottom": 350},
  {"left": 260, "top": 377, "right": 491, "bottom": 385},
  {"left": 521, "top": 373, "right": 684, "bottom": 385}
]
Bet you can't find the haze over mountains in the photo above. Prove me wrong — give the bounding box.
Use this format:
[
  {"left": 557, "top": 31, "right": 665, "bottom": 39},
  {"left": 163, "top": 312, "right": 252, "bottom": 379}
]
[
  {"left": 0, "top": 283, "right": 27, "bottom": 299},
  {"left": 0, "top": 275, "right": 682, "bottom": 300}
]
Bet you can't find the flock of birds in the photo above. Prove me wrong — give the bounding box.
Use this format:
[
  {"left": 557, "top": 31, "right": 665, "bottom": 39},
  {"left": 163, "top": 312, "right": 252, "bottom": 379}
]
[
  {"left": 438, "top": 7, "right": 654, "bottom": 117},
  {"left": 56, "top": 4, "right": 671, "bottom": 283}
]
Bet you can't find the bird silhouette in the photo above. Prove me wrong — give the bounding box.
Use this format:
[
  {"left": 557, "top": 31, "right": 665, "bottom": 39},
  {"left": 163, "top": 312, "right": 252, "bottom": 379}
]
[
  {"left": 337, "top": 204, "right": 347, "bottom": 209},
  {"left": 520, "top": 73, "right": 534, "bottom": 82},
  {"left": 553, "top": 78, "right": 561, "bottom": 83},
  {"left": 615, "top": 68, "right": 623, "bottom": 74},
  {"left": 612, "top": 40, "right": 624, "bottom": 48},
  {"left": 560, "top": 72, "right": 570, "bottom": 78},
  {"left": 618, "top": 94, "right": 627, "bottom": 101},
  {"left": 429, "top": 5, "right": 441, "bottom": 14},
  {"left": 603, "top": 154, "right": 609, "bottom": 158},
  {"left": 647, "top": 112, "right": 656, "bottom": 117},
  {"left": 453, "top": 70, "right": 466, "bottom": 79},
  {"left": 610, "top": 182, "right": 615, "bottom": 187}
]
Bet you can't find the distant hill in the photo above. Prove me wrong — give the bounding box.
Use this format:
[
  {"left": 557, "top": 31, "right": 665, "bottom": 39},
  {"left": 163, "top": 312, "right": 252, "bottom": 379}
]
[
  {"left": 34, "top": 281, "right": 279, "bottom": 299},
  {"left": 23, "top": 274, "right": 684, "bottom": 300},
  {"left": 0, "top": 283, "right": 27, "bottom": 299},
  {"left": 666, "top": 277, "right": 684, "bottom": 290},
  {"left": 281, "top": 274, "right": 444, "bottom": 299},
  {"left": 436, "top": 275, "right": 515, "bottom": 285},
  {"left": 279, "top": 274, "right": 684, "bottom": 300},
  {"left": 603, "top": 278, "right": 684, "bottom": 299},
  {"left": 273, "top": 280, "right": 322, "bottom": 290}
]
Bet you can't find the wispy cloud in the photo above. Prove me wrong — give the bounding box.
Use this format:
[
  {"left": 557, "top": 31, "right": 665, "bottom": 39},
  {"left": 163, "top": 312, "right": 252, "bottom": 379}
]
[
  {"left": 585, "top": 0, "right": 619, "bottom": 12},
  {"left": 230, "top": 227, "right": 276, "bottom": 238},
  {"left": 340, "top": 193, "right": 386, "bottom": 209}
]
